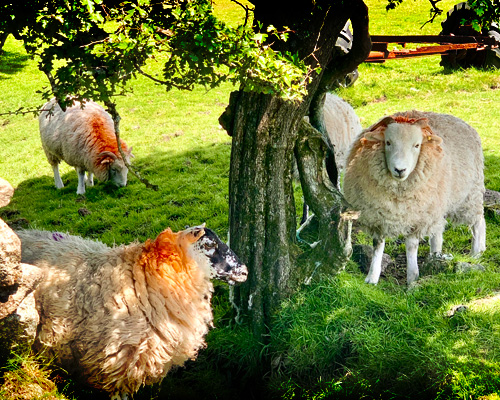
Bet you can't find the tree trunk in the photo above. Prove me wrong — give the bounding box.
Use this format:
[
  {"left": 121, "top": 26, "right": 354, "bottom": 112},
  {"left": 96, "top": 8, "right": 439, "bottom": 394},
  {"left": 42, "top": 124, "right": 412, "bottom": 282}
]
[
  {"left": 227, "top": 91, "right": 308, "bottom": 337},
  {"left": 224, "top": 0, "right": 371, "bottom": 339}
]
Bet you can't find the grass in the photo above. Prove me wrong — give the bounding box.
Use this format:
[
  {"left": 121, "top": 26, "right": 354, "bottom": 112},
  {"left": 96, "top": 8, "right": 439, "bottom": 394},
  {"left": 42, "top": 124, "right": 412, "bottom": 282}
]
[{"left": 1, "top": 0, "right": 500, "bottom": 399}]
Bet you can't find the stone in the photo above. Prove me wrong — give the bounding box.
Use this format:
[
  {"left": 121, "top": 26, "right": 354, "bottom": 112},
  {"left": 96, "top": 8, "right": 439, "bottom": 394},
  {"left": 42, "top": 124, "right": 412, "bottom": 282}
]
[
  {"left": 0, "top": 291, "right": 39, "bottom": 363},
  {"left": 484, "top": 189, "right": 500, "bottom": 215},
  {"left": 352, "top": 244, "right": 393, "bottom": 275},
  {"left": 455, "top": 262, "right": 486, "bottom": 274},
  {"left": 0, "top": 177, "right": 14, "bottom": 208},
  {"left": 0, "top": 177, "right": 42, "bottom": 364},
  {"left": 0, "top": 263, "right": 43, "bottom": 320},
  {"left": 0, "top": 219, "right": 22, "bottom": 287}
]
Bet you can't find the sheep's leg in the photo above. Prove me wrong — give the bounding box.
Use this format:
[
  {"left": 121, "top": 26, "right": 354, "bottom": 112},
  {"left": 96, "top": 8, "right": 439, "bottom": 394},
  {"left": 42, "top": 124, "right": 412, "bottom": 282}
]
[
  {"left": 471, "top": 216, "right": 486, "bottom": 256},
  {"left": 406, "top": 236, "right": 419, "bottom": 285},
  {"left": 86, "top": 172, "right": 94, "bottom": 186},
  {"left": 365, "top": 236, "right": 385, "bottom": 284},
  {"left": 76, "top": 167, "right": 86, "bottom": 195},
  {"left": 430, "top": 231, "right": 443, "bottom": 255},
  {"left": 110, "top": 392, "right": 129, "bottom": 400},
  {"left": 52, "top": 164, "right": 64, "bottom": 189}
]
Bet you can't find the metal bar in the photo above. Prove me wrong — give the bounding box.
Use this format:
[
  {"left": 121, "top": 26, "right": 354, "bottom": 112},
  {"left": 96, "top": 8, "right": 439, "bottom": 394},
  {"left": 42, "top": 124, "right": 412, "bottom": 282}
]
[
  {"left": 365, "top": 43, "right": 483, "bottom": 62},
  {"left": 370, "top": 35, "right": 498, "bottom": 46},
  {"left": 370, "top": 35, "right": 478, "bottom": 44}
]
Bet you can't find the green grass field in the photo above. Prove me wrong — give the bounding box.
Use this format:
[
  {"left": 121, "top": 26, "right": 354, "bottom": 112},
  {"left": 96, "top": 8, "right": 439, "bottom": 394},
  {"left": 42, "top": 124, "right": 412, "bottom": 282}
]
[{"left": 1, "top": 0, "right": 500, "bottom": 398}]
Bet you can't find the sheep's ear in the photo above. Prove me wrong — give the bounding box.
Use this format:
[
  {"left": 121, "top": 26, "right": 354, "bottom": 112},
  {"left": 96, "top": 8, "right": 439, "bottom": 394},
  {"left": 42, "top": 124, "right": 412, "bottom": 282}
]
[
  {"left": 424, "top": 133, "right": 443, "bottom": 145},
  {"left": 98, "top": 151, "right": 117, "bottom": 165},
  {"left": 364, "top": 129, "right": 384, "bottom": 142},
  {"left": 414, "top": 118, "right": 443, "bottom": 145},
  {"left": 363, "top": 116, "right": 394, "bottom": 142}
]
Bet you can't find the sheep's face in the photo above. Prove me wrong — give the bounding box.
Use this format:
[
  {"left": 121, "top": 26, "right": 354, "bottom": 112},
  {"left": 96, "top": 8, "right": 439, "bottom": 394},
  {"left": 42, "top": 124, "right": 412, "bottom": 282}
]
[
  {"left": 186, "top": 225, "right": 248, "bottom": 285},
  {"left": 99, "top": 148, "right": 133, "bottom": 187},
  {"left": 383, "top": 124, "right": 424, "bottom": 181},
  {"left": 109, "top": 158, "right": 129, "bottom": 187},
  {"left": 364, "top": 116, "right": 442, "bottom": 182}
]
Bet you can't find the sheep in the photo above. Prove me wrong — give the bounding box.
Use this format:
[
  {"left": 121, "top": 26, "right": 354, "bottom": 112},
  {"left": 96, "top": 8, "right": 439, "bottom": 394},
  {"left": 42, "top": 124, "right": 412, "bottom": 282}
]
[
  {"left": 323, "top": 92, "right": 362, "bottom": 174},
  {"left": 343, "top": 111, "right": 485, "bottom": 285},
  {"left": 39, "top": 99, "right": 133, "bottom": 195},
  {"left": 16, "top": 225, "right": 248, "bottom": 399},
  {"left": 300, "top": 93, "right": 362, "bottom": 224}
]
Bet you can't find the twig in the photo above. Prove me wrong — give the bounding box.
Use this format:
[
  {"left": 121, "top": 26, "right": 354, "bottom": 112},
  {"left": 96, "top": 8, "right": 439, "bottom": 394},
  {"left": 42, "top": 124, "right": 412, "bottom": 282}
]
[
  {"left": 0, "top": 106, "right": 51, "bottom": 117},
  {"left": 133, "top": 62, "right": 193, "bottom": 91},
  {"left": 421, "top": 0, "right": 443, "bottom": 29},
  {"left": 229, "top": 0, "right": 254, "bottom": 27},
  {"left": 104, "top": 100, "right": 159, "bottom": 191}
]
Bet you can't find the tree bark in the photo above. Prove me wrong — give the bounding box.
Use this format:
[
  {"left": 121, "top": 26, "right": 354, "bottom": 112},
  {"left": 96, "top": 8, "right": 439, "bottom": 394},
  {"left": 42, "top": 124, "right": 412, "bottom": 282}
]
[
  {"left": 227, "top": 91, "right": 308, "bottom": 337},
  {"left": 223, "top": 0, "right": 371, "bottom": 339}
]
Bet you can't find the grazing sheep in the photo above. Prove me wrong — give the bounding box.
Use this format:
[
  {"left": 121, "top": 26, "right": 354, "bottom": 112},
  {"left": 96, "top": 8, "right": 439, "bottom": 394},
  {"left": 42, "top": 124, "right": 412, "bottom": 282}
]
[
  {"left": 343, "top": 111, "right": 485, "bottom": 285},
  {"left": 39, "top": 99, "right": 133, "bottom": 195},
  {"left": 16, "top": 225, "right": 248, "bottom": 399}
]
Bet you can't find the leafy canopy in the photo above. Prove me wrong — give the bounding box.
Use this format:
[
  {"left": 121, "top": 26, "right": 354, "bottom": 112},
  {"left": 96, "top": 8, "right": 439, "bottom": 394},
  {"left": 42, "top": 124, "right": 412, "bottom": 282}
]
[{"left": 1, "top": 0, "right": 312, "bottom": 106}]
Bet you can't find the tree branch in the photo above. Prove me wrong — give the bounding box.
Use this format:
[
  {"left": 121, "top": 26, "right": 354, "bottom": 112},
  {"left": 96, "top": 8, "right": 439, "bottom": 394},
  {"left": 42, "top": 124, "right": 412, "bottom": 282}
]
[
  {"left": 229, "top": 0, "right": 254, "bottom": 26},
  {"left": 315, "top": 0, "right": 371, "bottom": 94},
  {"left": 103, "top": 100, "right": 159, "bottom": 191},
  {"left": 421, "top": 0, "right": 443, "bottom": 29}
]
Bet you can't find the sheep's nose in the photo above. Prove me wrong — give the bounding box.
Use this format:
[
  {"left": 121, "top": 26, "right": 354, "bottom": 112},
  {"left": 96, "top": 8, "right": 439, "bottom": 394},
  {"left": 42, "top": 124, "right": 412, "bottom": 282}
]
[{"left": 394, "top": 167, "right": 406, "bottom": 177}]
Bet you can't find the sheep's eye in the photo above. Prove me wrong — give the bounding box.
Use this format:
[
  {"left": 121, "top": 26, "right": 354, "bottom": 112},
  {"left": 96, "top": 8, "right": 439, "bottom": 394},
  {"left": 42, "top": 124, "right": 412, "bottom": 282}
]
[
  {"left": 205, "top": 242, "right": 217, "bottom": 250},
  {"left": 414, "top": 144, "right": 420, "bottom": 149},
  {"left": 386, "top": 141, "right": 391, "bottom": 146}
]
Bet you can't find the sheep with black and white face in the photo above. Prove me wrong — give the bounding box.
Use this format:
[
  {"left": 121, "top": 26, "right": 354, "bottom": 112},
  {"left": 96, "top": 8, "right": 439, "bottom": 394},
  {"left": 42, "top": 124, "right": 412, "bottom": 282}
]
[{"left": 16, "top": 224, "right": 247, "bottom": 400}]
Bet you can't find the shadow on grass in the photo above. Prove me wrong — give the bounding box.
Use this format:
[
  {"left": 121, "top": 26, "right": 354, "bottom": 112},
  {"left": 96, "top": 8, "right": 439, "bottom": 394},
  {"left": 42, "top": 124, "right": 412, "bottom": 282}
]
[
  {"left": 2, "top": 142, "right": 232, "bottom": 243},
  {"left": 0, "top": 50, "right": 30, "bottom": 79}
]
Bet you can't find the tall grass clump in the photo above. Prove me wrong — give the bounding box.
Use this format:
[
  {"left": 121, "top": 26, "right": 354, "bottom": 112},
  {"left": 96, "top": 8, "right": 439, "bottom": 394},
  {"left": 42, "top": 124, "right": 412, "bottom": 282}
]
[{"left": 270, "top": 270, "right": 500, "bottom": 399}]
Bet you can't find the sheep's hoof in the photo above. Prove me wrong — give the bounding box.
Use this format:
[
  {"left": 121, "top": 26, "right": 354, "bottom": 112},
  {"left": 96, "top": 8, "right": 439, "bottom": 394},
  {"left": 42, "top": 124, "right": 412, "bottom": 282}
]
[{"left": 364, "top": 276, "right": 379, "bottom": 285}]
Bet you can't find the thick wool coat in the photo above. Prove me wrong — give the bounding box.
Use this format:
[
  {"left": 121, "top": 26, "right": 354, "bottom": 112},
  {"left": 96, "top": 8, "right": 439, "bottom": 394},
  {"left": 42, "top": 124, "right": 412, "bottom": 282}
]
[
  {"left": 343, "top": 111, "right": 484, "bottom": 239},
  {"left": 17, "top": 228, "right": 213, "bottom": 396}
]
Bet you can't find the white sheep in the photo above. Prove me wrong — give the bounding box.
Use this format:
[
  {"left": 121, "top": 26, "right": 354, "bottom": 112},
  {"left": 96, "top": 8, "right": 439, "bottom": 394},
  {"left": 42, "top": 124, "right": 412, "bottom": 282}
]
[
  {"left": 343, "top": 111, "right": 485, "bottom": 285},
  {"left": 16, "top": 225, "right": 248, "bottom": 399},
  {"left": 299, "top": 93, "right": 362, "bottom": 224},
  {"left": 323, "top": 92, "right": 362, "bottom": 173},
  {"left": 39, "top": 99, "right": 133, "bottom": 195}
]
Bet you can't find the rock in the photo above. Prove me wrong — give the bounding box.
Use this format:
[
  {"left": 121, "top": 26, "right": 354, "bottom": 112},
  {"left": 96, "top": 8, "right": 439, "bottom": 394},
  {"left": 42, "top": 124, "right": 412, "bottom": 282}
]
[
  {"left": 484, "top": 189, "right": 500, "bottom": 215},
  {"left": 445, "top": 304, "right": 468, "bottom": 318},
  {"left": 420, "top": 253, "right": 452, "bottom": 276},
  {"left": 0, "top": 291, "right": 40, "bottom": 363},
  {"left": 0, "top": 263, "right": 43, "bottom": 320},
  {"left": 455, "top": 262, "right": 486, "bottom": 274},
  {"left": 0, "top": 219, "right": 22, "bottom": 287},
  {"left": 352, "top": 244, "right": 393, "bottom": 275},
  {"left": 0, "top": 177, "right": 42, "bottom": 364},
  {"left": 0, "top": 178, "right": 14, "bottom": 208}
]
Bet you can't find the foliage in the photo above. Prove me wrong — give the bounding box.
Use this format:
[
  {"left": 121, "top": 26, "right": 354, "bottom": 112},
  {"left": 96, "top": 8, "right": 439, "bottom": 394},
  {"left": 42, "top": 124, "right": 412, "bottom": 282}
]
[
  {"left": 270, "top": 270, "right": 500, "bottom": 399},
  {"left": 0, "top": 352, "right": 72, "bottom": 400},
  {"left": 1, "top": 0, "right": 311, "bottom": 108}
]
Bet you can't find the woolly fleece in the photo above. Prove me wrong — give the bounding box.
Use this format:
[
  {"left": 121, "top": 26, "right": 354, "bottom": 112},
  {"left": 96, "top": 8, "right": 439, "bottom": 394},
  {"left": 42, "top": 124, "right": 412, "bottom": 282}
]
[
  {"left": 343, "top": 110, "right": 485, "bottom": 240},
  {"left": 17, "top": 228, "right": 214, "bottom": 396}
]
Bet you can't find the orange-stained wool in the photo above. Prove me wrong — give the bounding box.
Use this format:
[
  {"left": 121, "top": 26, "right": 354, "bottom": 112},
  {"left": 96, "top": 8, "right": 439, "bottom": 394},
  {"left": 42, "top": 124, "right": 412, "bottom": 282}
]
[
  {"left": 140, "top": 228, "right": 196, "bottom": 275},
  {"left": 88, "top": 112, "right": 128, "bottom": 156},
  {"left": 392, "top": 116, "right": 419, "bottom": 124}
]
